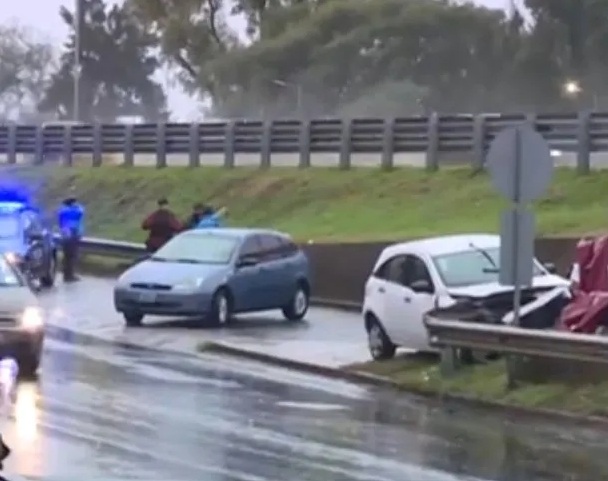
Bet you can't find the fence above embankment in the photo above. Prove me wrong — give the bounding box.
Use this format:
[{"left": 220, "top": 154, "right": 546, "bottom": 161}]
[{"left": 1, "top": 111, "right": 606, "bottom": 171}]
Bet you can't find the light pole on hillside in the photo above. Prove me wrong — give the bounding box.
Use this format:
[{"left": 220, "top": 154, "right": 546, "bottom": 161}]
[
  {"left": 73, "top": 0, "right": 83, "bottom": 121},
  {"left": 271, "top": 79, "right": 303, "bottom": 113}
]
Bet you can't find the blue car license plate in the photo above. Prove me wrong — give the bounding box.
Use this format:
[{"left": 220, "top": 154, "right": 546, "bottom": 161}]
[{"left": 139, "top": 292, "right": 157, "bottom": 303}]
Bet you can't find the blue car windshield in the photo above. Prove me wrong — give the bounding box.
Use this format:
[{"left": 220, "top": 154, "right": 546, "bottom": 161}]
[
  {"left": 0, "top": 214, "right": 20, "bottom": 239},
  {"left": 152, "top": 232, "right": 239, "bottom": 264}
]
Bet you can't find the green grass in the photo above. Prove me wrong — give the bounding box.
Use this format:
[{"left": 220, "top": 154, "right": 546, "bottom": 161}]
[
  {"left": 347, "top": 356, "right": 608, "bottom": 416},
  {"left": 10, "top": 165, "right": 608, "bottom": 242}
]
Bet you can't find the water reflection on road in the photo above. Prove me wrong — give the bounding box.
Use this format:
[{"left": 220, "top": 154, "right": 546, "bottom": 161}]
[{"left": 0, "top": 334, "right": 604, "bottom": 481}]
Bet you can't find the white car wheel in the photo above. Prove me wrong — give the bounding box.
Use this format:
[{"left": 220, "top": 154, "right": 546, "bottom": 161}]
[{"left": 366, "top": 318, "right": 396, "bottom": 360}]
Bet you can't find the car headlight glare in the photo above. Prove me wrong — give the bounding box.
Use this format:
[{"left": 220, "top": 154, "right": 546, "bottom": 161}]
[
  {"left": 173, "top": 278, "right": 204, "bottom": 291},
  {"left": 20, "top": 307, "right": 43, "bottom": 329}
]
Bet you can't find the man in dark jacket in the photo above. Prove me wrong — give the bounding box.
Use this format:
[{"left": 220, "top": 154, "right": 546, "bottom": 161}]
[
  {"left": 57, "top": 194, "right": 85, "bottom": 282},
  {"left": 184, "top": 203, "right": 205, "bottom": 230},
  {"left": 142, "top": 198, "right": 182, "bottom": 253}
]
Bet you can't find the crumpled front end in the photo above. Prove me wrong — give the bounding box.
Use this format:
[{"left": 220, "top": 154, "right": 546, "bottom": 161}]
[{"left": 429, "top": 285, "right": 570, "bottom": 330}]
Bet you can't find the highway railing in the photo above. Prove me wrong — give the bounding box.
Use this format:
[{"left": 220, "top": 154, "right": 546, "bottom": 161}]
[
  {"left": 425, "top": 318, "right": 608, "bottom": 364},
  {"left": 1, "top": 111, "right": 605, "bottom": 171}
]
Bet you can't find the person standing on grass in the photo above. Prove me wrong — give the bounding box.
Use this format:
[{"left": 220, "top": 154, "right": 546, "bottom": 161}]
[
  {"left": 184, "top": 203, "right": 205, "bottom": 230},
  {"left": 141, "top": 198, "right": 182, "bottom": 253},
  {"left": 57, "top": 191, "right": 85, "bottom": 282},
  {"left": 196, "top": 205, "right": 228, "bottom": 228}
]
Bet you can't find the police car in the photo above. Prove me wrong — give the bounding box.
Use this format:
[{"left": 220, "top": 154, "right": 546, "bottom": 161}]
[{"left": 0, "top": 197, "right": 57, "bottom": 289}]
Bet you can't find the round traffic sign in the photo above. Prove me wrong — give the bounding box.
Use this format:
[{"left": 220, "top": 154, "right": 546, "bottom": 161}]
[{"left": 486, "top": 125, "right": 553, "bottom": 203}]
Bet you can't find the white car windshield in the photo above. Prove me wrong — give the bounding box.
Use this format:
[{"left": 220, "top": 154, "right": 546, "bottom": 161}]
[
  {"left": 432, "top": 247, "right": 544, "bottom": 288},
  {"left": 152, "top": 232, "right": 239, "bottom": 264},
  {"left": 0, "top": 215, "right": 20, "bottom": 239},
  {"left": 0, "top": 256, "right": 22, "bottom": 286}
]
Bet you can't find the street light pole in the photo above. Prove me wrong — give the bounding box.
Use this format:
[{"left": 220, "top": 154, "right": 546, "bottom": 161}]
[
  {"left": 73, "top": 0, "right": 82, "bottom": 121},
  {"left": 271, "top": 79, "right": 303, "bottom": 114}
]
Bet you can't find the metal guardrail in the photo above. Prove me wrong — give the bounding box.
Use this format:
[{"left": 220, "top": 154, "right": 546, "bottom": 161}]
[
  {"left": 425, "top": 317, "right": 608, "bottom": 365},
  {"left": 1, "top": 112, "right": 605, "bottom": 171},
  {"left": 77, "top": 236, "right": 145, "bottom": 257}
]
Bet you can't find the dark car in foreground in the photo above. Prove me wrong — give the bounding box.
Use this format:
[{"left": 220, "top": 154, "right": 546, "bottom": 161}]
[
  {"left": 114, "top": 228, "right": 312, "bottom": 326},
  {"left": 0, "top": 253, "right": 44, "bottom": 376}
]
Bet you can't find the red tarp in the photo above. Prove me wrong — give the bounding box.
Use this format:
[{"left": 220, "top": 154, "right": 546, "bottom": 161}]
[{"left": 559, "top": 236, "right": 608, "bottom": 333}]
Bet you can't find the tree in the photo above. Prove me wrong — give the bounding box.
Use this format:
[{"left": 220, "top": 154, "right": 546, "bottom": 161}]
[
  {"left": 128, "top": 0, "right": 608, "bottom": 116},
  {"left": 39, "top": 0, "right": 168, "bottom": 121},
  {"left": 0, "top": 23, "right": 55, "bottom": 120},
  {"left": 523, "top": 0, "right": 608, "bottom": 109}
]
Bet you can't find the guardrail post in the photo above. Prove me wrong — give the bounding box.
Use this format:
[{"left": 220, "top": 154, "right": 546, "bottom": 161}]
[
  {"left": 339, "top": 119, "right": 352, "bottom": 170},
  {"left": 34, "top": 125, "right": 44, "bottom": 166},
  {"left": 6, "top": 124, "right": 16, "bottom": 165},
  {"left": 123, "top": 124, "right": 134, "bottom": 166},
  {"left": 156, "top": 123, "right": 167, "bottom": 168},
  {"left": 299, "top": 120, "right": 311, "bottom": 168},
  {"left": 440, "top": 347, "right": 460, "bottom": 376},
  {"left": 62, "top": 124, "right": 73, "bottom": 166},
  {"left": 92, "top": 123, "right": 102, "bottom": 167},
  {"left": 260, "top": 120, "right": 271, "bottom": 169},
  {"left": 381, "top": 118, "right": 395, "bottom": 170},
  {"left": 471, "top": 114, "right": 486, "bottom": 170},
  {"left": 425, "top": 112, "right": 439, "bottom": 170},
  {"left": 577, "top": 110, "right": 591, "bottom": 174},
  {"left": 188, "top": 123, "right": 200, "bottom": 167},
  {"left": 224, "top": 121, "right": 235, "bottom": 168}
]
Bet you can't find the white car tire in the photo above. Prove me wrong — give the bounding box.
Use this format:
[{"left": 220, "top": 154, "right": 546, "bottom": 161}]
[{"left": 366, "top": 315, "right": 396, "bottom": 360}]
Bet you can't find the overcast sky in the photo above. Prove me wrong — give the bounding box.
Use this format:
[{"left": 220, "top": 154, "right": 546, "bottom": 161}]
[{"left": 1, "top": 0, "right": 519, "bottom": 119}]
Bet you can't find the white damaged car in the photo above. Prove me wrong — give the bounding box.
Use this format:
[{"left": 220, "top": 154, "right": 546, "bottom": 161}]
[{"left": 362, "top": 234, "right": 570, "bottom": 360}]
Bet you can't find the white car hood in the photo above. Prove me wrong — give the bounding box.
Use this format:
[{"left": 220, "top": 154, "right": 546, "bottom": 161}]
[{"left": 447, "top": 274, "right": 569, "bottom": 298}]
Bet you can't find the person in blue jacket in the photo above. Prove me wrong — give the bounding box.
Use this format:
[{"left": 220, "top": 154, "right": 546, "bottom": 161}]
[
  {"left": 57, "top": 193, "right": 85, "bottom": 282},
  {"left": 196, "top": 205, "right": 227, "bottom": 228}
]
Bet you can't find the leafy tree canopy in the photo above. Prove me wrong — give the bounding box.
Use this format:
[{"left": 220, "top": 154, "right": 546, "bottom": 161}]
[
  {"left": 39, "top": 0, "right": 168, "bottom": 121},
  {"left": 125, "top": 0, "right": 608, "bottom": 116}
]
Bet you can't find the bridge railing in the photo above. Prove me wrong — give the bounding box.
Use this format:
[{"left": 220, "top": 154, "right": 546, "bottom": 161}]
[{"left": 1, "top": 111, "right": 606, "bottom": 171}]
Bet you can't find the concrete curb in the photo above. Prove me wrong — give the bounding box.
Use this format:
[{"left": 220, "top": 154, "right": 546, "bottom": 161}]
[{"left": 201, "top": 340, "right": 608, "bottom": 429}]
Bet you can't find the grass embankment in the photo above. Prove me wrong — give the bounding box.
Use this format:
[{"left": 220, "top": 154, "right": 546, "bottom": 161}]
[
  {"left": 19, "top": 164, "right": 608, "bottom": 417},
  {"left": 13, "top": 165, "right": 608, "bottom": 242},
  {"left": 346, "top": 355, "right": 608, "bottom": 417}
]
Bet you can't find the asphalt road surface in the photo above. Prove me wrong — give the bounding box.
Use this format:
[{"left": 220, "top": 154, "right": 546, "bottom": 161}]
[{"left": 0, "top": 279, "right": 605, "bottom": 480}]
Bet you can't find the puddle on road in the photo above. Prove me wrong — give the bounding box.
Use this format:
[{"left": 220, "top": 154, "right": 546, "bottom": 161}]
[{"left": 275, "top": 401, "right": 350, "bottom": 411}]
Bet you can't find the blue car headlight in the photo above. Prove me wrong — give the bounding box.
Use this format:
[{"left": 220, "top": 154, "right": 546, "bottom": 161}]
[{"left": 173, "top": 278, "right": 205, "bottom": 291}]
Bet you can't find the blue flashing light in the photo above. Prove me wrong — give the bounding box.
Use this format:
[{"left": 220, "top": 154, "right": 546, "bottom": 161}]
[{"left": 0, "top": 185, "right": 36, "bottom": 212}]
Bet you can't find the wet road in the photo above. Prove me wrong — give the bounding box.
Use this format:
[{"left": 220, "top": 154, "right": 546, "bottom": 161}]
[
  {"left": 0, "top": 278, "right": 604, "bottom": 480},
  {"left": 1, "top": 332, "right": 608, "bottom": 481},
  {"left": 37, "top": 277, "right": 369, "bottom": 366}
]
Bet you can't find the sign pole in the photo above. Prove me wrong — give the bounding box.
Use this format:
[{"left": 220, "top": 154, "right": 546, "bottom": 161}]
[
  {"left": 507, "top": 128, "right": 522, "bottom": 389},
  {"left": 486, "top": 124, "right": 554, "bottom": 391}
]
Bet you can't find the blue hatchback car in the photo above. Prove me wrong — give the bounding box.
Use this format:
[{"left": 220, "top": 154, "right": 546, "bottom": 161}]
[{"left": 114, "top": 228, "right": 312, "bottom": 326}]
